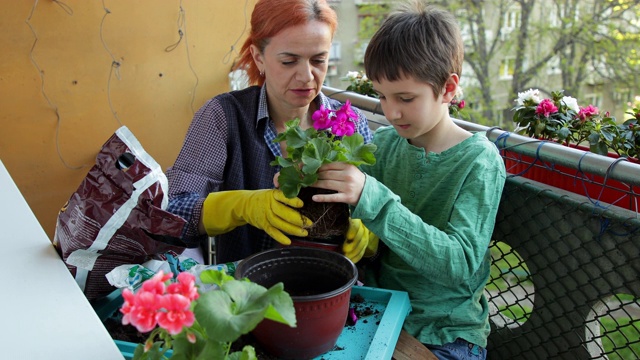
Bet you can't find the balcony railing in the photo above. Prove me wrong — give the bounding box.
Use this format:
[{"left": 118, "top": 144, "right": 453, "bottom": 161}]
[{"left": 323, "top": 86, "right": 640, "bottom": 359}]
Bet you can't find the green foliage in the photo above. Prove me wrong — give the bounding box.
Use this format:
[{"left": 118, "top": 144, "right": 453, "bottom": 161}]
[
  {"left": 599, "top": 316, "right": 640, "bottom": 360},
  {"left": 356, "top": 4, "right": 388, "bottom": 40},
  {"left": 512, "top": 89, "right": 640, "bottom": 158},
  {"left": 271, "top": 118, "right": 377, "bottom": 199},
  {"left": 497, "top": 304, "right": 531, "bottom": 322},
  {"left": 342, "top": 71, "right": 378, "bottom": 98},
  {"left": 131, "top": 269, "right": 296, "bottom": 360}
]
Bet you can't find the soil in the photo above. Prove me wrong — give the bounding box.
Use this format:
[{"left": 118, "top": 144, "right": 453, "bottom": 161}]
[{"left": 296, "top": 187, "right": 350, "bottom": 242}]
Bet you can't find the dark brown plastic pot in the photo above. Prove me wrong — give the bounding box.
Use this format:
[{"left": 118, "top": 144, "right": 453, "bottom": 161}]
[
  {"left": 234, "top": 247, "right": 357, "bottom": 360},
  {"left": 279, "top": 236, "right": 342, "bottom": 252}
]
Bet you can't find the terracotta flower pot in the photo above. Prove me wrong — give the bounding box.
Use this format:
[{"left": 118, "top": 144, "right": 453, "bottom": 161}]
[{"left": 234, "top": 247, "right": 357, "bottom": 359}]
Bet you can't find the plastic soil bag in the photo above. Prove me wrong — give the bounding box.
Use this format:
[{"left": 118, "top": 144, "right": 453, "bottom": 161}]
[{"left": 53, "top": 126, "right": 188, "bottom": 300}]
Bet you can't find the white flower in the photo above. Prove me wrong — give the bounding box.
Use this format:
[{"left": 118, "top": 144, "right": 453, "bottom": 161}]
[
  {"left": 516, "top": 89, "right": 542, "bottom": 105},
  {"left": 455, "top": 85, "right": 464, "bottom": 99},
  {"left": 561, "top": 96, "right": 579, "bottom": 113},
  {"left": 345, "top": 71, "right": 360, "bottom": 80},
  {"left": 361, "top": 73, "right": 368, "bottom": 81}
]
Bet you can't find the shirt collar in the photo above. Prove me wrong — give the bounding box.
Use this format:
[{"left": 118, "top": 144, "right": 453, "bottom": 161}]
[{"left": 256, "top": 85, "right": 332, "bottom": 128}]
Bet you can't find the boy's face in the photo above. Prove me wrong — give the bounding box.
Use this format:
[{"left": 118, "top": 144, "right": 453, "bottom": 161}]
[{"left": 373, "top": 75, "right": 453, "bottom": 145}]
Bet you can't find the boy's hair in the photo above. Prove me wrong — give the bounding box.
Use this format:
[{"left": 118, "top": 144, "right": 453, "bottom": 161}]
[
  {"left": 235, "top": 0, "right": 338, "bottom": 86},
  {"left": 364, "top": 0, "right": 463, "bottom": 98}
]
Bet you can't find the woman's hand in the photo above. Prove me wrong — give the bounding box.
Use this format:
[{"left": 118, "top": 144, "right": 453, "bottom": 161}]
[{"left": 312, "top": 162, "right": 365, "bottom": 206}]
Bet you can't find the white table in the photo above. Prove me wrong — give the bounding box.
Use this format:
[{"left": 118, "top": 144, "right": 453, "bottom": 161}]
[{"left": 0, "top": 160, "right": 123, "bottom": 359}]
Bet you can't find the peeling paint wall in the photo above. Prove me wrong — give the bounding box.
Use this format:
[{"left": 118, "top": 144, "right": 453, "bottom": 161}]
[{"left": 0, "top": 1, "right": 255, "bottom": 239}]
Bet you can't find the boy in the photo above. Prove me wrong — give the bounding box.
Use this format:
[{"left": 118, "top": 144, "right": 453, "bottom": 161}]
[{"left": 312, "top": 1, "right": 506, "bottom": 358}]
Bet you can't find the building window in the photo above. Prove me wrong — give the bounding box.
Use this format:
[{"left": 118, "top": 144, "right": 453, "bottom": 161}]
[
  {"left": 330, "top": 41, "right": 341, "bottom": 61},
  {"left": 501, "top": 8, "right": 520, "bottom": 40},
  {"left": 584, "top": 93, "right": 602, "bottom": 108},
  {"left": 499, "top": 57, "right": 515, "bottom": 79}
]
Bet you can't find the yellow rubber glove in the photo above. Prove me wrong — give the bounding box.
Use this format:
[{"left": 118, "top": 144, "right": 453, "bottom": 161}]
[
  {"left": 342, "top": 218, "right": 379, "bottom": 263},
  {"left": 202, "top": 189, "right": 312, "bottom": 245}
]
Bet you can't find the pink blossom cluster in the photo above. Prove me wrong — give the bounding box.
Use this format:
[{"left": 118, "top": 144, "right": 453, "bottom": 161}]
[
  {"left": 535, "top": 99, "right": 559, "bottom": 117},
  {"left": 578, "top": 105, "right": 600, "bottom": 121},
  {"left": 312, "top": 99, "right": 357, "bottom": 137},
  {"left": 121, "top": 270, "right": 199, "bottom": 336}
]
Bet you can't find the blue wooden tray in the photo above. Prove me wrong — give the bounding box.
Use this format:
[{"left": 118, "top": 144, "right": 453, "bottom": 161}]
[{"left": 94, "top": 286, "right": 411, "bottom": 360}]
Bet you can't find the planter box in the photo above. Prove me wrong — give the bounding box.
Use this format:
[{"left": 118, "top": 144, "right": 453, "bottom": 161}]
[
  {"left": 503, "top": 148, "right": 639, "bottom": 211},
  {"left": 93, "top": 286, "right": 411, "bottom": 360}
]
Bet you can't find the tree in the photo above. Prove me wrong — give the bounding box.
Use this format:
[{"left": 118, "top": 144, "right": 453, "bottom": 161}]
[{"left": 439, "top": 0, "right": 640, "bottom": 128}]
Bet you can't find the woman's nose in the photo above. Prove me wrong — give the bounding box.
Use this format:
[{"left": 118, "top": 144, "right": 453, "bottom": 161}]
[{"left": 296, "top": 62, "right": 314, "bottom": 83}]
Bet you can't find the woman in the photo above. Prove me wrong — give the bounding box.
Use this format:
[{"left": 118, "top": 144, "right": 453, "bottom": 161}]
[{"left": 165, "top": 0, "right": 373, "bottom": 264}]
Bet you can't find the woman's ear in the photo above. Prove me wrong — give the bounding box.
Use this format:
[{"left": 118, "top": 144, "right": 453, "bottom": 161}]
[
  {"left": 250, "top": 44, "right": 264, "bottom": 73},
  {"left": 442, "top": 73, "right": 460, "bottom": 104}
]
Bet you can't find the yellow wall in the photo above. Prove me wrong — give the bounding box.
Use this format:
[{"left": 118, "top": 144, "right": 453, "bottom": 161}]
[{"left": 0, "top": 1, "right": 255, "bottom": 240}]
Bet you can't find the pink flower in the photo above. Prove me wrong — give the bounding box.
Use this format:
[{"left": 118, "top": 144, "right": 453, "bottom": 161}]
[
  {"left": 334, "top": 100, "right": 357, "bottom": 124},
  {"left": 121, "top": 290, "right": 162, "bottom": 333},
  {"left": 141, "top": 270, "right": 172, "bottom": 295},
  {"left": 156, "top": 293, "right": 195, "bottom": 335},
  {"left": 458, "top": 100, "right": 465, "bottom": 109},
  {"left": 329, "top": 100, "right": 357, "bottom": 136},
  {"left": 578, "top": 105, "right": 599, "bottom": 121},
  {"left": 312, "top": 105, "right": 333, "bottom": 130},
  {"left": 331, "top": 116, "right": 356, "bottom": 137},
  {"left": 535, "top": 99, "right": 558, "bottom": 118},
  {"left": 167, "top": 272, "right": 199, "bottom": 301}
]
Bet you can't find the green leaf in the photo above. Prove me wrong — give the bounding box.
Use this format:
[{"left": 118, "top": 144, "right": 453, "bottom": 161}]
[
  {"left": 194, "top": 280, "right": 296, "bottom": 343},
  {"left": 591, "top": 142, "right": 609, "bottom": 156},
  {"left": 341, "top": 134, "right": 377, "bottom": 165},
  {"left": 200, "top": 269, "right": 234, "bottom": 287},
  {"left": 557, "top": 127, "right": 571, "bottom": 140},
  {"left": 170, "top": 331, "right": 211, "bottom": 360},
  {"left": 228, "top": 345, "right": 257, "bottom": 360},
  {"left": 285, "top": 126, "right": 310, "bottom": 149},
  {"left": 193, "top": 340, "right": 228, "bottom": 360},
  {"left": 261, "top": 288, "right": 296, "bottom": 326},
  {"left": 278, "top": 166, "right": 304, "bottom": 199}
]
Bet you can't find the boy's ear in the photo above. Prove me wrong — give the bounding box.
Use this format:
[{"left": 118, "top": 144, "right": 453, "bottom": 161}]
[{"left": 442, "top": 73, "right": 460, "bottom": 104}]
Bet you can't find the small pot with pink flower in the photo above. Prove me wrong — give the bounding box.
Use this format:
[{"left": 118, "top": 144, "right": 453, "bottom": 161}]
[
  {"left": 118, "top": 268, "right": 296, "bottom": 360},
  {"left": 270, "top": 100, "right": 377, "bottom": 250}
]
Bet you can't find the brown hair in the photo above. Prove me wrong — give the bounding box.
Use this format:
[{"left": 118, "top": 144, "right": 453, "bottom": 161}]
[
  {"left": 364, "top": 0, "right": 463, "bottom": 98},
  {"left": 234, "top": 0, "right": 338, "bottom": 86}
]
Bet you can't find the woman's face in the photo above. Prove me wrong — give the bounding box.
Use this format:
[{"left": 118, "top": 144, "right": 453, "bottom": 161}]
[{"left": 251, "top": 20, "right": 333, "bottom": 112}]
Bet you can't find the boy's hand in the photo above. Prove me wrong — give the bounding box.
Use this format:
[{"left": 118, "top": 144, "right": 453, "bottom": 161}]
[{"left": 312, "top": 162, "right": 366, "bottom": 206}]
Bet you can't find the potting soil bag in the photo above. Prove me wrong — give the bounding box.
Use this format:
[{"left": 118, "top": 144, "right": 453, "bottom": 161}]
[{"left": 53, "top": 126, "right": 188, "bottom": 300}]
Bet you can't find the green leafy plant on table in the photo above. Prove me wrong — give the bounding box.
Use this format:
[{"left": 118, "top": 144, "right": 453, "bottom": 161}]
[
  {"left": 119, "top": 269, "right": 296, "bottom": 360},
  {"left": 270, "top": 99, "right": 377, "bottom": 199},
  {"left": 512, "top": 89, "right": 640, "bottom": 160}
]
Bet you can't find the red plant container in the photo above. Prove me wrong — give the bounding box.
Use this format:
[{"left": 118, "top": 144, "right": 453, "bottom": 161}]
[
  {"left": 503, "top": 145, "right": 639, "bottom": 211},
  {"left": 234, "top": 247, "right": 357, "bottom": 360}
]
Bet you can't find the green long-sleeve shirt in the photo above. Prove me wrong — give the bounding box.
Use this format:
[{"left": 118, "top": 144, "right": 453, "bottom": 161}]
[{"left": 353, "top": 126, "right": 506, "bottom": 347}]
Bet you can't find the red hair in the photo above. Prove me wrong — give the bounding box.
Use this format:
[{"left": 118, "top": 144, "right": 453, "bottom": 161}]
[{"left": 234, "top": 0, "right": 337, "bottom": 86}]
